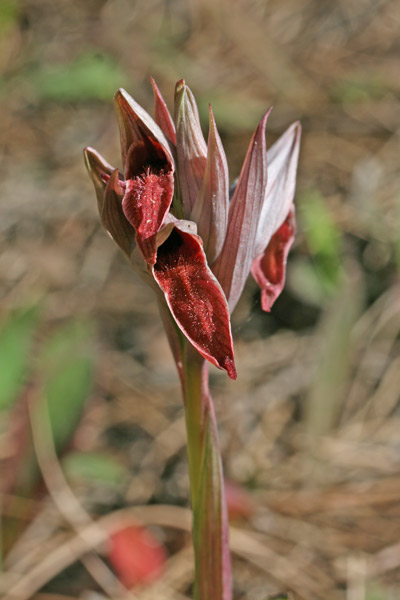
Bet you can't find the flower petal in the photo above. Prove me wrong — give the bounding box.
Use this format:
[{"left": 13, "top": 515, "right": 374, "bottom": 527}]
[
  {"left": 153, "top": 226, "right": 236, "bottom": 379},
  {"left": 212, "top": 109, "right": 272, "bottom": 312},
  {"left": 174, "top": 80, "right": 207, "bottom": 217},
  {"left": 122, "top": 167, "right": 174, "bottom": 265},
  {"left": 114, "top": 88, "right": 174, "bottom": 179},
  {"left": 102, "top": 169, "right": 135, "bottom": 258},
  {"left": 83, "top": 147, "right": 115, "bottom": 213},
  {"left": 255, "top": 121, "right": 301, "bottom": 256},
  {"left": 150, "top": 76, "right": 176, "bottom": 145},
  {"left": 251, "top": 207, "right": 295, "bottom": 312},
  {"left": 191, "top": 105, "right": 229, "bottom": 265}
]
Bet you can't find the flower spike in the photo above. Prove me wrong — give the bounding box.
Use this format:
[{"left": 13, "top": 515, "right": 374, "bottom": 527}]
[{"left": 84, "top": 79, "right": 299, "bottom": 379}]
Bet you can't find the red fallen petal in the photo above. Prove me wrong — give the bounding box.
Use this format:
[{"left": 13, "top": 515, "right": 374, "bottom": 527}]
[
  {"left": 150, "top": 76, "right": 176, "bottom": 145},
  {"left": 224, "top": 479, "right": 255, "bottom": 520},
  {"left": 153, "top": 227, "right": 237, "bottom": 379},
  {"left": 108, "top": 526, "right": 166, "bottom": 588},
  {"left": 122, "top": 167, "right": 174, "bottom": 265},
  {"left": 251, "top": 207, "right": 295, "bottom": 312}
]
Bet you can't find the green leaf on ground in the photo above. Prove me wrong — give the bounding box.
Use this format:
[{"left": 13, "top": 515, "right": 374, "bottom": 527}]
[
  {"left": 299, "top": 189, "right": 343, "bottom": 295},
  {"left": 0, "top": 306, "right": 40, "bottom": 411},
  {"left": 331, "top": 75, "right": 389, "bottom": 105},
  {"left": 32, "top": 52, "right": 129, "bottom": 102},
  {"left": 0, "top": 0, "right": 19, "bottom": 34},
  {"left": 5, "top": 320, "right": 95, "bottom": 498},
  {"left": 37, "top": 321, "right": 94, "bottom": 451},
  {"left": 63, "top": 451, "right": 129, "bottom": 487},
  {"left": 305, "top": 270, "right": 364, "bottom": 438}
]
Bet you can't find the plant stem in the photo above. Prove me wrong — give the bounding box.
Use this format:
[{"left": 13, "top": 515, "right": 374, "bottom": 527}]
[
  {"left": 181, "top": 343, "right": 232, "bottom": 600},
  {"left": 182, "top": 345, "right": 205, "bottom": 502}
]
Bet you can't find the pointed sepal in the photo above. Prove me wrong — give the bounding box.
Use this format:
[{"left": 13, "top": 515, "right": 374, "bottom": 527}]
[
  {"left": 212, "top": 109, "right": 272, "bottom": 312},
  {"left": 174, "top": 80, "right": 207, "bottom": 217},
  {"left": 251, "top": 206, "right": 295, "bottom": 312},
  {"left": 150, "top": 76, "right": 176, "bottom": 145},
  {"left": 83, "top": 147, "right": 115, "bottom": 213},
  {"left": 191, "top": 105, "right": 229, "bottom": 265},
  {"left": 101, "top": 169, "right": 135, "bottom": 258},
  {"left": 255, "top": 121, "right": 301, "bottom": 256}
]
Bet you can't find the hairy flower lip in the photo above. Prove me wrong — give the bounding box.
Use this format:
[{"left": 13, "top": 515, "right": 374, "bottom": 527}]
[
  {"left": 113, "top": 88, "right": 177, "bottom": 266},
  {"left": 122, "top": 167, "right": 175, "bottom": 265},
  {"left": 153, "top": 225, "right": 237, "bottom": 379}
]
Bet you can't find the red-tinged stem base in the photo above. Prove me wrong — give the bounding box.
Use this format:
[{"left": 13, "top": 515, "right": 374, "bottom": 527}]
[{"left": 181, "top": 344, "right": 232, "bottom": 600}]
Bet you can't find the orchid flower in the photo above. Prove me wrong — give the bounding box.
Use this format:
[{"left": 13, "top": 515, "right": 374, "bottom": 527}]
[
  {"left": 84, "top": 79, "right": 300, "bottom": 379},
  {"left": 84, "top": 78, "right": 300, "bottom": 600}
]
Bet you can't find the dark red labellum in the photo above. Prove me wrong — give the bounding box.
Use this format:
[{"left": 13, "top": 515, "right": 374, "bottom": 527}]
[{"left": 153, "top": 228, "right": 236, "bottom": 379}]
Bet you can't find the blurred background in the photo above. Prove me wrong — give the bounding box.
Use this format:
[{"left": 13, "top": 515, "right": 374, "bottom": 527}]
[{"left": 1, "top": 0, "right": 400, "bottom": 598}]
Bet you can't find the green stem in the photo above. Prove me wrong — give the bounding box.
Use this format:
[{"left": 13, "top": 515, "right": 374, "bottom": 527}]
[
  {"left": 182, "top": 344, "right": 206, "bottom": 503},
  {"left": 181, "top": 342, "right": 232, "bottom": 600}
]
